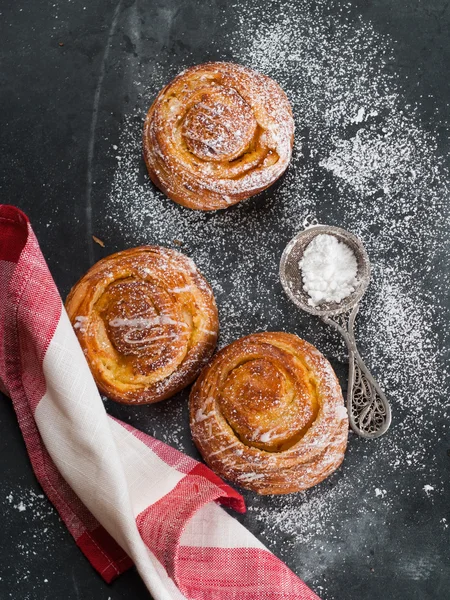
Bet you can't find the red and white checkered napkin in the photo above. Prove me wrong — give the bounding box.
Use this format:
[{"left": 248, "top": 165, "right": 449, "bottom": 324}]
[{"left": 0, "top": 204, "right": 320, "bottom": 600}]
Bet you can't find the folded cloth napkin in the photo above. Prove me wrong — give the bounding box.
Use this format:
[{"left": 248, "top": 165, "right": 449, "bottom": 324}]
[{"left": 0, "top": 204, "right": 320, "bottom": 600}]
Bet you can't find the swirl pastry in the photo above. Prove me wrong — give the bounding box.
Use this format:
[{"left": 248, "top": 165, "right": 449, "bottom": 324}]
[
  {"left": 65, "top": 246, "right": 218, "bottom": 404},
  {"left": 189, "top": 332, "right": 348, "bottom": 494},
  {"left": 143, "top": 62, "right": 294, "bottom": 211}
]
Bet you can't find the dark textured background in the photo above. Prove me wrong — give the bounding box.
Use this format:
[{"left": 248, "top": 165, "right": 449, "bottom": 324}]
[{"left": 1, "top": 1, "right": 449, "bottom": 599}]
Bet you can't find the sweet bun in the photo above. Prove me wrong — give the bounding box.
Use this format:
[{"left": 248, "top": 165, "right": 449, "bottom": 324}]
[
  {"left": 143, "top": 61, "right": 294, "bottom": 210},
  {"left": 65, "top": 246, "right": 218, "bottom": 404},
  {"left": 189, "top": 332, "right": 348, "bottom": 494}
]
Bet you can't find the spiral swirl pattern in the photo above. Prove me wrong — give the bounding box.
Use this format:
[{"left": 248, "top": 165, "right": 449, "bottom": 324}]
[
  {"left": 190, "top": 332, "right": 348, "bottom": 494},
  {"left": 143, "top": 62, "right": 294, "bottom": 211},
  {"left": 65, "top": 247, "right": 218, "bottom": 404}
]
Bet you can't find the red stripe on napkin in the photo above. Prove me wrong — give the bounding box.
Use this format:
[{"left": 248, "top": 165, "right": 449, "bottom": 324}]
[
  {"left": 175, "top": 547, "right": 321, "bottom": 600},
  {"left": 136, "top": 476, "right": 226, "bottom": 578},
  {"left": 0, "top": 205, "right": 28, "bottom": 262},
  {"left": 77, "top": 527, "right": 134, "bottom": 583}
]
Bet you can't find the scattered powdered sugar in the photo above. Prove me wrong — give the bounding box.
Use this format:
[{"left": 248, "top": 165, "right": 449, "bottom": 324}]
[
  {"left": 5, "top": 488, "right": 48, "bottom": 515},
  {"left": 100, "top": 0, "right": 449, "bottom": 596},
  {"left": 2, "top": 486, "right": 63, "bottom": 596}
]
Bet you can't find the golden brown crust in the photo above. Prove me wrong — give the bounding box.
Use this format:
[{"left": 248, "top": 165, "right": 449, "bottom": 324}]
[
  {"left": 143, "top": 62, "right": 294, "bottom": 211},
  {"left": 189, "top": 332, "right": 348, "bottom": 494},
  {"left": 65, "top": 246, "right": 218, "bottom": 404}
]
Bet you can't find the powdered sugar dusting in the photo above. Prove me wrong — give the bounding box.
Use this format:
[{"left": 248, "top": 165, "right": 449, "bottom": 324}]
[
  {"left": 103, "top": 0, "right": 449, "bottom": 596},
  {"left": 2, "top": 486, "right": 64, "bottom": 595}
]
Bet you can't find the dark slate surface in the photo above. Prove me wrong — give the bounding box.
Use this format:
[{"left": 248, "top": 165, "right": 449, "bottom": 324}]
[{"left": 0, "top": 1, "right": 449, "bottom": 599}]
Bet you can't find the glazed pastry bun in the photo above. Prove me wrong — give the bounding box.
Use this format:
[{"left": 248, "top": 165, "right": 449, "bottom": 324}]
[
  {"left": 65, "top": 246, "right": 218, "bottom": 404},
  {"left": 143, "top": 61, "right": 294, "bottom": 211},
  {"left": 190, "top": 332, "right": 348, "bottom": 494}
]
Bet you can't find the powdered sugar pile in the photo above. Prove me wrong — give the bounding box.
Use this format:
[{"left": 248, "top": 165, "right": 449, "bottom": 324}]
[
  {"left": 101, "top": 0, "right": 449, "bottom": 596},
  {"left": 299, "top": 234, "right": 358, "bottom": 305}
]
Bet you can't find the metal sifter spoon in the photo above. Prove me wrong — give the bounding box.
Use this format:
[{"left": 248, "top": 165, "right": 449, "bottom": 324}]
[{"left": 279, "top": 224, "right": 391, "bottom": 439}]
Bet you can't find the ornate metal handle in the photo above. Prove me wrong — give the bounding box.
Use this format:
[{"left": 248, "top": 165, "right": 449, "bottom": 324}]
[{"left": 322, "top": 305, "right": 391, "bottom": 439}]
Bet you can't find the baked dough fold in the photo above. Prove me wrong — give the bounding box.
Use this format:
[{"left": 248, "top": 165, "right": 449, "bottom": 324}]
[
  {"left": 143, "top": 62, "right": 294, "bottom": 210},
  {"left": 190, "top": 332, "right": 348, "bottom": 494},
  {"left": 66, "top": 246, "right": 218, "bottom": 404}
]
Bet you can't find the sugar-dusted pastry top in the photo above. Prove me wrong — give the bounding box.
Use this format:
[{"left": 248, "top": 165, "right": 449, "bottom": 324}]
[
  {"left": 143, "top": 61, "right": 295, "bottom": 211},
  {"left": 189, "top": 332, "right": 348, "bottom": 494},
  {"left": 65, "top": 246, "right": 218, "bottom": 404}
]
